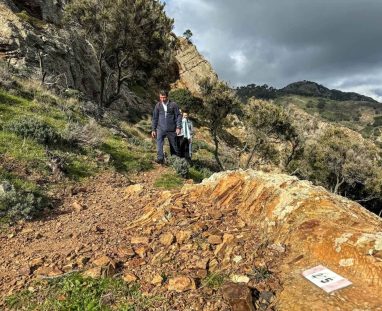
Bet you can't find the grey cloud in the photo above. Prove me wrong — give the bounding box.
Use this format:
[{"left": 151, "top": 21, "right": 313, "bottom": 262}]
[{"left": 166, "top": 0, "right": 382, "bottom": 101}]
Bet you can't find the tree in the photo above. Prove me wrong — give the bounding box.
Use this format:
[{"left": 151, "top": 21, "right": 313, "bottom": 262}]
[
  {"left": 199, "top": 78, "right": 237, "bottom": 170},
  {"left": 65, "top": 0, "right": 175, "bottom": 114},
  {"left": 244, "top": 100, "right": 300, "bottom": 169},
  {"left": 183, "top": 29, "right": 193, "bottom": 41},
  {"left": 294, "top": 127, "right": 382, "bottom": 200},
  {"left": 169, "top": 88, "right": 202, "bottom": 113}
]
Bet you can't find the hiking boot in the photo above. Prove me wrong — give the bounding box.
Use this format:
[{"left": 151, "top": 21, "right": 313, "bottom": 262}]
[{"left": 155, "top": 158, "right": 164, "bottom": 165}]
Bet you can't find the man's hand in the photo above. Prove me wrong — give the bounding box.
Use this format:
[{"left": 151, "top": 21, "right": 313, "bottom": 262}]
[
  {"left": 176, "top": 128, "right": 181, "bottom": 135},
  {"left": 151, "top": 131, "right": 157, "bottom": 138}
]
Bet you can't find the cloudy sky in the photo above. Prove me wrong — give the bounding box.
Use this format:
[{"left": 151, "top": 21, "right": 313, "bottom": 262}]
[{"left": 164, "top": 0, "right": 382, "bottom": 101}]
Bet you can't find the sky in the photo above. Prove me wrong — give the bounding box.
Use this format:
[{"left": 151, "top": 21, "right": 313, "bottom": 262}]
[{"left": 164, "top": 0, "right": 382, "bottom": 101}]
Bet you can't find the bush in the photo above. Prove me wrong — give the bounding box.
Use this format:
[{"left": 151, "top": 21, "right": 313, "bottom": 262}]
[
  {"left": 62, "top": 119, "right": 106, "bottom": 147},
  {"left": 167, "top": 155, "right": 190, "bottom": 178},
  {"left": 0, "top": 182, "right": 43, "bottom": 221},
  {"left": 3, "top": 117, "right": 60, "bottom": 145}
]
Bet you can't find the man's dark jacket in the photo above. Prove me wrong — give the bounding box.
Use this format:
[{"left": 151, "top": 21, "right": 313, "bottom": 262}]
[{"left": 152, "top": 101, "right": 182, "bottom": 132}]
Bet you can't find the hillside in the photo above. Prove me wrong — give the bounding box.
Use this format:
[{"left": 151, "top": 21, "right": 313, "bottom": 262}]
[
  {"left": 237, "top": 82, "right": 382, "bottom": 141},
  {"left": 1, "top": 0, "right": 382, "bottom": 310},
  {"left": 281, "top": 80, "right": 378, "bottom": 103}
]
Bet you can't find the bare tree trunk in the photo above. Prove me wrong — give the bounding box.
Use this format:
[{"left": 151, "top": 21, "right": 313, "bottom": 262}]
[
  {"left": 245, "top": 139, "right": 262, "bottom": 169},
  {"left": 285, "top": 139, "right": 300, "bottom": 169},
  {"left": 334, "top": 175, "right": 345, "bottom": 194},
  {"left": 213, "top": 132, "right": 224, "bottom": 171}
]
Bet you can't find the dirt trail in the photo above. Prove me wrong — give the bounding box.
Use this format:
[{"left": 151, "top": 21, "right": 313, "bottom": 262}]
[{"left": 0, "top": 167, "right": 168, "bottom": 293}]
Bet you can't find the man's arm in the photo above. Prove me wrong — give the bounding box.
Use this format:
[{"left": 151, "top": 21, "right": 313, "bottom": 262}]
[{"left": 152, "top": 103, "right": 159, "bottom": 137}]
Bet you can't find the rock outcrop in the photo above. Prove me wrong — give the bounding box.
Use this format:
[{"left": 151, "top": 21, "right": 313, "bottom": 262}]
[
  {"left": 173, "top": 37, "right": 218, "bottom": 95},
  {"left": 128, "top": 170, "right": 382, "bottom": 310},
  {"left": 0, "top": 1, "right": 100, "bottom": 97}
]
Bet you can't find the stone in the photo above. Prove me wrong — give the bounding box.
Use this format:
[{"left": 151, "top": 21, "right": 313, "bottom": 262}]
[
  {"left": 131, "top": 236, "right": 149, "bottom": 245},
  {"left": 134, "top": 246, "right": 147, "bottom": 258},
  {"left": 116, "top": 246, "right": 135, "bottom": 259},
  {"left": 123, "top": 273, "right": 138, "bottom": 283},
  {"left": 168, "top": 276, "right": 196, "bottom": 292},
  {"left": 151, "top": 274, "right": 163, "bottom": 286},
  {"left": 93, "top": 255, "right": 114, "bottom": 267},
  {"left": 221, "top": 283, "right": 256, "bottom": 311},
  {"left": 124, "top": 184, "right": 144, "bottom": 198},
  {"left": 209, "top": 258, "right": 219, "bottom": 272},
  {"left": 230, "top": 275, "right": 250, "bottom": 284},
  {"left": 35, "top": 266, "right": 63, "bottom": 278},
  {"left": 72, "top": 201, "right": 85, "bottom": 212},
  {"left": 62, "top": 263, "right": 77, "bottom": 272},
  {"left": 176, "top": 230, "right": 192, "bottom": 244},
  {"left": 159, "top": 232, "right": 175, "bottom": 246},
  {"left": 30, "top": 257, "right": 44, "bottom": 268},
  {"left": 195, "top": 257, "right": 209, "bottom": 270},
  {"left": 233, "top": 256, "right": 243, "bottom": 264},
  {"left": 84, "top": 267, "right": 102, "bottom": 278},
  {"left": 208, "top": 235, "right": 223, "bottom": 245}
]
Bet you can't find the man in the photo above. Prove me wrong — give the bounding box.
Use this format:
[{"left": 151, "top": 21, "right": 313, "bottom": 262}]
[
  {"left": 151, "top": 90, "right": 182, "bottom": 163},
  {"left": 178, "top": 111, "right": 193, "bottom": 160}
]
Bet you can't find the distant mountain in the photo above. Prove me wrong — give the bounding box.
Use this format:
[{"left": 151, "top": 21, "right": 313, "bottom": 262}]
[
  {"left": 280, "top": 81, "right": 379, "bottom": 103},
  {"left": 236, "top": 80, "right": 379, "bottom": 104}
]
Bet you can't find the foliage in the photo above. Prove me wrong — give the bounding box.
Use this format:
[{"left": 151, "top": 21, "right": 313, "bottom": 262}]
[
  {"left": 250, "top": 266, "right": 272, "bottom": 282},
  {"left": 188, "top": 166, "right": 213, "bottom": 183},
  {"left": 154, "top": 172, "right": 184, "bottom": 189},
  {"left": 236, "top": 83, "right": 278, "bottom": 102},
  {"left": 169, "top": 88, "right": 203, "bottom": 114},
  {"left": 244, "top": 100, "right": 300, "bottom": 169},
  {"left": 183, "top": 29, "right": 193, "bottom": 41},
  {"left": 62, "top": 119, "right": 106, "bottom": 147},
  {"left": 3, "top": 117, "right": 60, "bottom": 145},
  {"left": 65, "top": 0, "right": 176, "bottom": 109},
  {"left": 15, "top": 10, "right": 46, "bottom": 29},
  {"left": 290, "top": 127, "right": 382, "bottom": 203},
  {"left": 0, "top": 182, "right": 44, "bottom": 222},
  {"left": 166, "top": 155, "right": 190, "bottom": 178},
  {"left": 201, "top": 273, "right": 226, "bottom": 290},
  {"left": 281, "top": 80, "right": 377, "bottom": 102},
  {"left": 5, "top": 273, "right": 163, "bottom": 310},
  {"left": 199, "top": 78, "right": 238, "bottom": 170}
]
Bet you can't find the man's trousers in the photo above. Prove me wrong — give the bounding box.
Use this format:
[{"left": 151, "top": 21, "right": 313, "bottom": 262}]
[{"left": 156, "top": 130, "right": 179, "bottom": 160}]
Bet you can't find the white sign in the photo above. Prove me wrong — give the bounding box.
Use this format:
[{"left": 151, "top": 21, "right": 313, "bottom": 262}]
[{"left": 302, "top": 265, "right": 352, "bottom": 293}]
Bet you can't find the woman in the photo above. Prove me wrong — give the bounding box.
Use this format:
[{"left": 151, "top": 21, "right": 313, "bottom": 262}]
[{"left": 179, "top": 111, "right": 193, "bottom": 160}]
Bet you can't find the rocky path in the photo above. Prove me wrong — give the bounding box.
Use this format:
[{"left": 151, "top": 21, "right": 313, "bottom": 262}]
[{"left": 0, "top": 166, "right": 282, "bottom": 310}]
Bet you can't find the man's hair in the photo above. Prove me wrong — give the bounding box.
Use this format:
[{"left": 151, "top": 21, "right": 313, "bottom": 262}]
[{"left": 159, "top": 90, "right": 169, "bottom": 96}]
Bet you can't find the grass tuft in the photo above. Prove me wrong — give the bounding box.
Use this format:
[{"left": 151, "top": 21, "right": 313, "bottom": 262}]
[
  {"left": 154, "top": 172, "right": 184, "bottom": 189},
  {"left": 5, "top": 273, "right": 163, "bottom": 310}
]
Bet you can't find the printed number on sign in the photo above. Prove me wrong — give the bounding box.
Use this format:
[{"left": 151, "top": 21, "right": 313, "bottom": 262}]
[{"left": 311, "top": 273, "right": 334, "bottom": 283}]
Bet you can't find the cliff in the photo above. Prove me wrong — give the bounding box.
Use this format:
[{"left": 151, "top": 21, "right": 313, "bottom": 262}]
[{"left": 173, "top": 37, "right": 218, "bottom": 95}]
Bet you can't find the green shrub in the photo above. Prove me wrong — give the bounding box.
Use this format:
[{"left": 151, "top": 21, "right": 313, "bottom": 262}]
[
  {"left": 3, "top": 117, "right": 60, "bottom": 145},
  {"left": 167, "top": 155, "right": 190, "bottom": 178},
  {"left": 188, "top": 166, "right": 213, "bottom": 182},
  {"left": 0, "top": 182, "right": 43, "bottom": 221}
]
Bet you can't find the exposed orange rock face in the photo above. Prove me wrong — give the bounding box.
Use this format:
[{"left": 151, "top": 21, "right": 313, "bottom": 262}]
[
  {"left": 184, "top": 171, "right": 382, "bottom": 310},
  {"left": 173, "top": 37, "right": 218, "bottom": 95}
]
